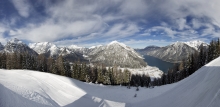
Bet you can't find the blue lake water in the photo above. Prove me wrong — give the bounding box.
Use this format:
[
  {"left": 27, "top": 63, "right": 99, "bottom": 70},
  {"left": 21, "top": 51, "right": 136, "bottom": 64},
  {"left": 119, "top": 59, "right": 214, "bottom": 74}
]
[{"left": 144, "top": 55, "right": 176, "bottom": 73}]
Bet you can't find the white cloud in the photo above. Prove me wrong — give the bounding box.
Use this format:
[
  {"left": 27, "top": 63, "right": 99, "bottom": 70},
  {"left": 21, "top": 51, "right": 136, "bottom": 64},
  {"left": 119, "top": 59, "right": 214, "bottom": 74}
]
[
  {"left": 2, "top": 0, "right": 220, "bottom": 48},
  {"left": 146, "top": 26, "right": 177, "bottom": 38},
  {"left": 104, "top": 23, "right": 139, "bottom": 38},
  {"left": 10, "top": 0, "right": 31, "bottom": 18}
]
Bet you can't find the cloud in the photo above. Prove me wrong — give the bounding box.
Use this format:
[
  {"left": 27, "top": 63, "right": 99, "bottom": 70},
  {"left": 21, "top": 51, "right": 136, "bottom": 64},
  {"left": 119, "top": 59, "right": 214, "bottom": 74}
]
[
  {"left": 1, "top": 0, "right": 220, "bottom": 48},
  {"left": 0, "top": 25, "right": 8, "bottom": 44},
  {"left": 10, "top": 0, "right": 32, "bottom": 18},
  {"left": 145, "top": 26, "right": 177, "bottom": 38}
]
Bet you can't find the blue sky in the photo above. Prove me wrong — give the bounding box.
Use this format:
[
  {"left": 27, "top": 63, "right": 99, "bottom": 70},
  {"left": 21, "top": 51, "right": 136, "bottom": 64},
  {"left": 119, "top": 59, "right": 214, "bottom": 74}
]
[{"left": 0, "top": 0, "right": 220, "bottom": 48}]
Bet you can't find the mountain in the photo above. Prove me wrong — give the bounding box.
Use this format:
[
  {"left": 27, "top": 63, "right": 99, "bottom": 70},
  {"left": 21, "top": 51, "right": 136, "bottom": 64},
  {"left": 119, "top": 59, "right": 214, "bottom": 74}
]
[
  {"left": 29, "top": 42, "right": 59, "bottom": 57},
  {"left": 0, "top": 42, "right": 4, "bottom": 51},
  {"left": 146, "top": 42, "right": 197, "bottom": 63},
  {"left": 87, "top": 41, "right": 147, "bottom": 68},
  {"left": 29, "top": 42, "right": 87, "bottom": 62},
  {"left": 4, "top": 38, "right": 38, "bottom": 56},
  {"left": 135, "top": 45, "right": 160, "bottom": 55},
  {"left": 184, "top": 40, "right": 208, "bottom": 50},
  {"left": 1, "top": 56, "right": 220, "bottom": 107},
  {"left": 68, "top": 45, "right": 89, "bottom": 56}
]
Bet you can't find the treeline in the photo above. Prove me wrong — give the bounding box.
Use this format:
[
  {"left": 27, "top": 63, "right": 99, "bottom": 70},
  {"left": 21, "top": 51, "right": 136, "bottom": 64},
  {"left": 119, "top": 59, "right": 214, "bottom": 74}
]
[{"left": 0, "top": 52, "right": 132, "bottom": 85}]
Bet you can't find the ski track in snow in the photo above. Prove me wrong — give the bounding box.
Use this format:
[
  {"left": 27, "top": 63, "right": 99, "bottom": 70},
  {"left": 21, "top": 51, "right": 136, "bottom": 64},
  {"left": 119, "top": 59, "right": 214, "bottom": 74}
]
[{"left": 1, "top": 56, "right": 220, "bottom": 107}]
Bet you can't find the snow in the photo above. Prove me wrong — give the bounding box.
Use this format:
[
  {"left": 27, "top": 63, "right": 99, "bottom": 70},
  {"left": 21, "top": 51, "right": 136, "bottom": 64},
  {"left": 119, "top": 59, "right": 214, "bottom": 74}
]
[
  {"left": 1, "top": 56, "right": 220, "bottom": 107},
  {"left": 184, "top": 40, "right": 208, "bottom": 50},
  {"left": 68, "top": 45, "right": 83, "bottom": 49},
  {"left": 120, "top": 66, "right": 163, "bottom": 79},
  {"left": 29, "top": 42, "right": 60, "bottom": 55},
  {"left": 107, "top": 40, "right": 143, "bottom": 59},
  {"left": 8, "top": 38, "right": 23, "bottom": 44},
  {"left": 89, "top": 45, "right": 103, "bottom": 49}
]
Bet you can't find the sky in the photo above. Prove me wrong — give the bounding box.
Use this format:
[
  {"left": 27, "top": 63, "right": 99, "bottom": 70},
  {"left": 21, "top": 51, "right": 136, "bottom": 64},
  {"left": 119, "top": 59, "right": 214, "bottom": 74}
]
[{"left": 0, "top": 0, "right": 220, "bottom": 48}]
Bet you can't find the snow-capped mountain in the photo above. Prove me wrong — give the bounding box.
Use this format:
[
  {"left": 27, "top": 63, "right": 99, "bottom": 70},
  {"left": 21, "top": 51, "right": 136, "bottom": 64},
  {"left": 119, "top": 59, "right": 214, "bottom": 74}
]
[
  {"left": 146, "top": 42, "right": 197, "bottom": 63},
  {"left": 87, "top": 41, "right": 147, "bottom": 68},
  {"left": 184, "top": 40, "right": 208, "bottom": 50},
  {"left": 29, "top": 42, "right": 60, "bottom": 57},
  {"left": 29, "top": 42, "right": 87, "bottom": 62},
  {"left": 68, "top": 45, "right": 89, "bottom": 55},
  {"left": 4, "top": 38, "right": 38, "bottom": 56}
]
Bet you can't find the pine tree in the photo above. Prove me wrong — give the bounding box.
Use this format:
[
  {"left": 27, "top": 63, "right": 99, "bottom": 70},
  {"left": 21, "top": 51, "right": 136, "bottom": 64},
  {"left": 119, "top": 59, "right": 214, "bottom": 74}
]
[
  {"left": 123, "top": 69, "right": 130, "bottom": 85},
  {"left": 0, "top": 53, "right": 6, "bottom": 69},
  {"left": 56, "top": 55, "right": 66, "bottom": 76},
  {"left": 97, "top": 66, "right": 104, "bottom": 83},
  {"left": 6, "top": 53, "right": 12, "bottom": 69},
  {"left": 47, "top": 57, "right": 55, "bottom": 73},
  {"left": 103, "top": 68, "right": 111, "bottom": 85},
  {"left": 37, "top": 54, "right": 47, "bottom": 72},
  {"left": 80, "top": 63, "right": 86, "bottom": 81}
]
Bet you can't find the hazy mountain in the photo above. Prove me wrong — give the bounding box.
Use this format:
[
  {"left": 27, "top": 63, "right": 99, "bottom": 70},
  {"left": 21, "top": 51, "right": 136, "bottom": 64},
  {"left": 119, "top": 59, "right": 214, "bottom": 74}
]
[{"left": 135, "top": 45, "right": 160, "bottom": 55}]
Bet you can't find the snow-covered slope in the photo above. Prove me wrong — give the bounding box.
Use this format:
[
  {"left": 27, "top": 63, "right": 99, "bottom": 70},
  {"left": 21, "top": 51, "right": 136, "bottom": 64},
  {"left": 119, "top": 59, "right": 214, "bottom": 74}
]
[
  {"left": 135, "top": 56, "right": 220, "bottom": 107},
  {"left": 1, "top": 56, "right": 220, "bottom": 107},
  {"left": 88, "top": 41, "right": 146, "bottom": 68},
  {"left": 4, "top": 38, "right": 38, "bottom": 56},
  {"left": 184, "top": 40, "right": 208, "bottom": 50}
]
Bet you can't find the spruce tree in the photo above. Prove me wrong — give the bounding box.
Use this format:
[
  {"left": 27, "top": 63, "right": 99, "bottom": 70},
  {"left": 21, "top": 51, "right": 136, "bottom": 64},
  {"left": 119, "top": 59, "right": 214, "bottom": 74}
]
[{"left": 56, "top": 55, "right": 66, "bottom": 76}]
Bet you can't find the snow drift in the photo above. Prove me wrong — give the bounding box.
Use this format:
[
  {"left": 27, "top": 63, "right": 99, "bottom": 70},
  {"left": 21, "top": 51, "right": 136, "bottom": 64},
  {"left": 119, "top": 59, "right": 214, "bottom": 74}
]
[{"left": 1, "top": 56, "right": 220, "bottom": 107}]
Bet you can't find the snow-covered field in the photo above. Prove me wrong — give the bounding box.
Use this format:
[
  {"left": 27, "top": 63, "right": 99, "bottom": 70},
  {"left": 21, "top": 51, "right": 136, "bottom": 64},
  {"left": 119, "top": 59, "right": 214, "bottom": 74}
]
[{"left": 1, "top": 57, "right": 220, "bottom": 107}]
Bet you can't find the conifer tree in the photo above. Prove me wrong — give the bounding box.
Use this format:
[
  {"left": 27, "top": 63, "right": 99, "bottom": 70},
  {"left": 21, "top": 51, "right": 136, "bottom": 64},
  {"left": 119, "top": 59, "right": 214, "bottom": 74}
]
[{"left": 56, "top": 55, "right": 66, "bottom": 76}]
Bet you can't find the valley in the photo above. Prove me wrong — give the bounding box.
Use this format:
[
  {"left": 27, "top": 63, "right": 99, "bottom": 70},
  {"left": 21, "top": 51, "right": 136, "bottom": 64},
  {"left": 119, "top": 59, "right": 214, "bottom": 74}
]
[{"left": 143, "top": 55, "right": 176, "bottom": 73}]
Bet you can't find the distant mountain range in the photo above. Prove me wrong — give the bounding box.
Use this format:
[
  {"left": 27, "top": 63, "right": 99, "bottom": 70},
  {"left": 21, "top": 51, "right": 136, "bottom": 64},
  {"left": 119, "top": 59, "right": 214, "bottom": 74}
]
[
  {"left": 0, "top": 38, "right": 208, "bottom": 67},
  {"left": 136, "top": 40, "right": 208, "bottom": 63},
  {"left": 28, "top": 40, "right": 147, "bottom": 68}
]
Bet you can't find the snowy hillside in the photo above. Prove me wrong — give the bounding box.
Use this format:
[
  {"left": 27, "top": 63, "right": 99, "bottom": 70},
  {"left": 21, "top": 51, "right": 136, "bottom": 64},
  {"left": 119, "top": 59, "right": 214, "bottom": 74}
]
[{"left": 1, "top": 56, "right": 220, "bottom": 107}]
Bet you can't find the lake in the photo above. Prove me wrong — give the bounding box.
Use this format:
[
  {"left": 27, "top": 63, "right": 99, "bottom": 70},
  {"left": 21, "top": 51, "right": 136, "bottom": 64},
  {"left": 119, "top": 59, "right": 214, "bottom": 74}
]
[{"left": 144, "top": 55, "right": 176, "bottom": 73}]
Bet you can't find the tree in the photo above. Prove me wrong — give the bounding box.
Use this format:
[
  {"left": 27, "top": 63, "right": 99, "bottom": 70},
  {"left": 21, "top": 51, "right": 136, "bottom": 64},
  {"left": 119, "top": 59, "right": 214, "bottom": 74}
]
[
  {"left": 37, "top": 54, "right": 47, "bottom": 72},
  {"left": 56, "top": 55, "right": 66, "bottom": 76},
  {"left": 123, "top": 69, "right": 131, "bottom": 85},
  {"left": 47, "top": 57, "right": 55, "bottom": 73},
  {"left": 103, "top": 68, "right": 111, "bottom": 85},
  {"left": 0, "top": 53, "right": 6, "bottom": 69}
]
